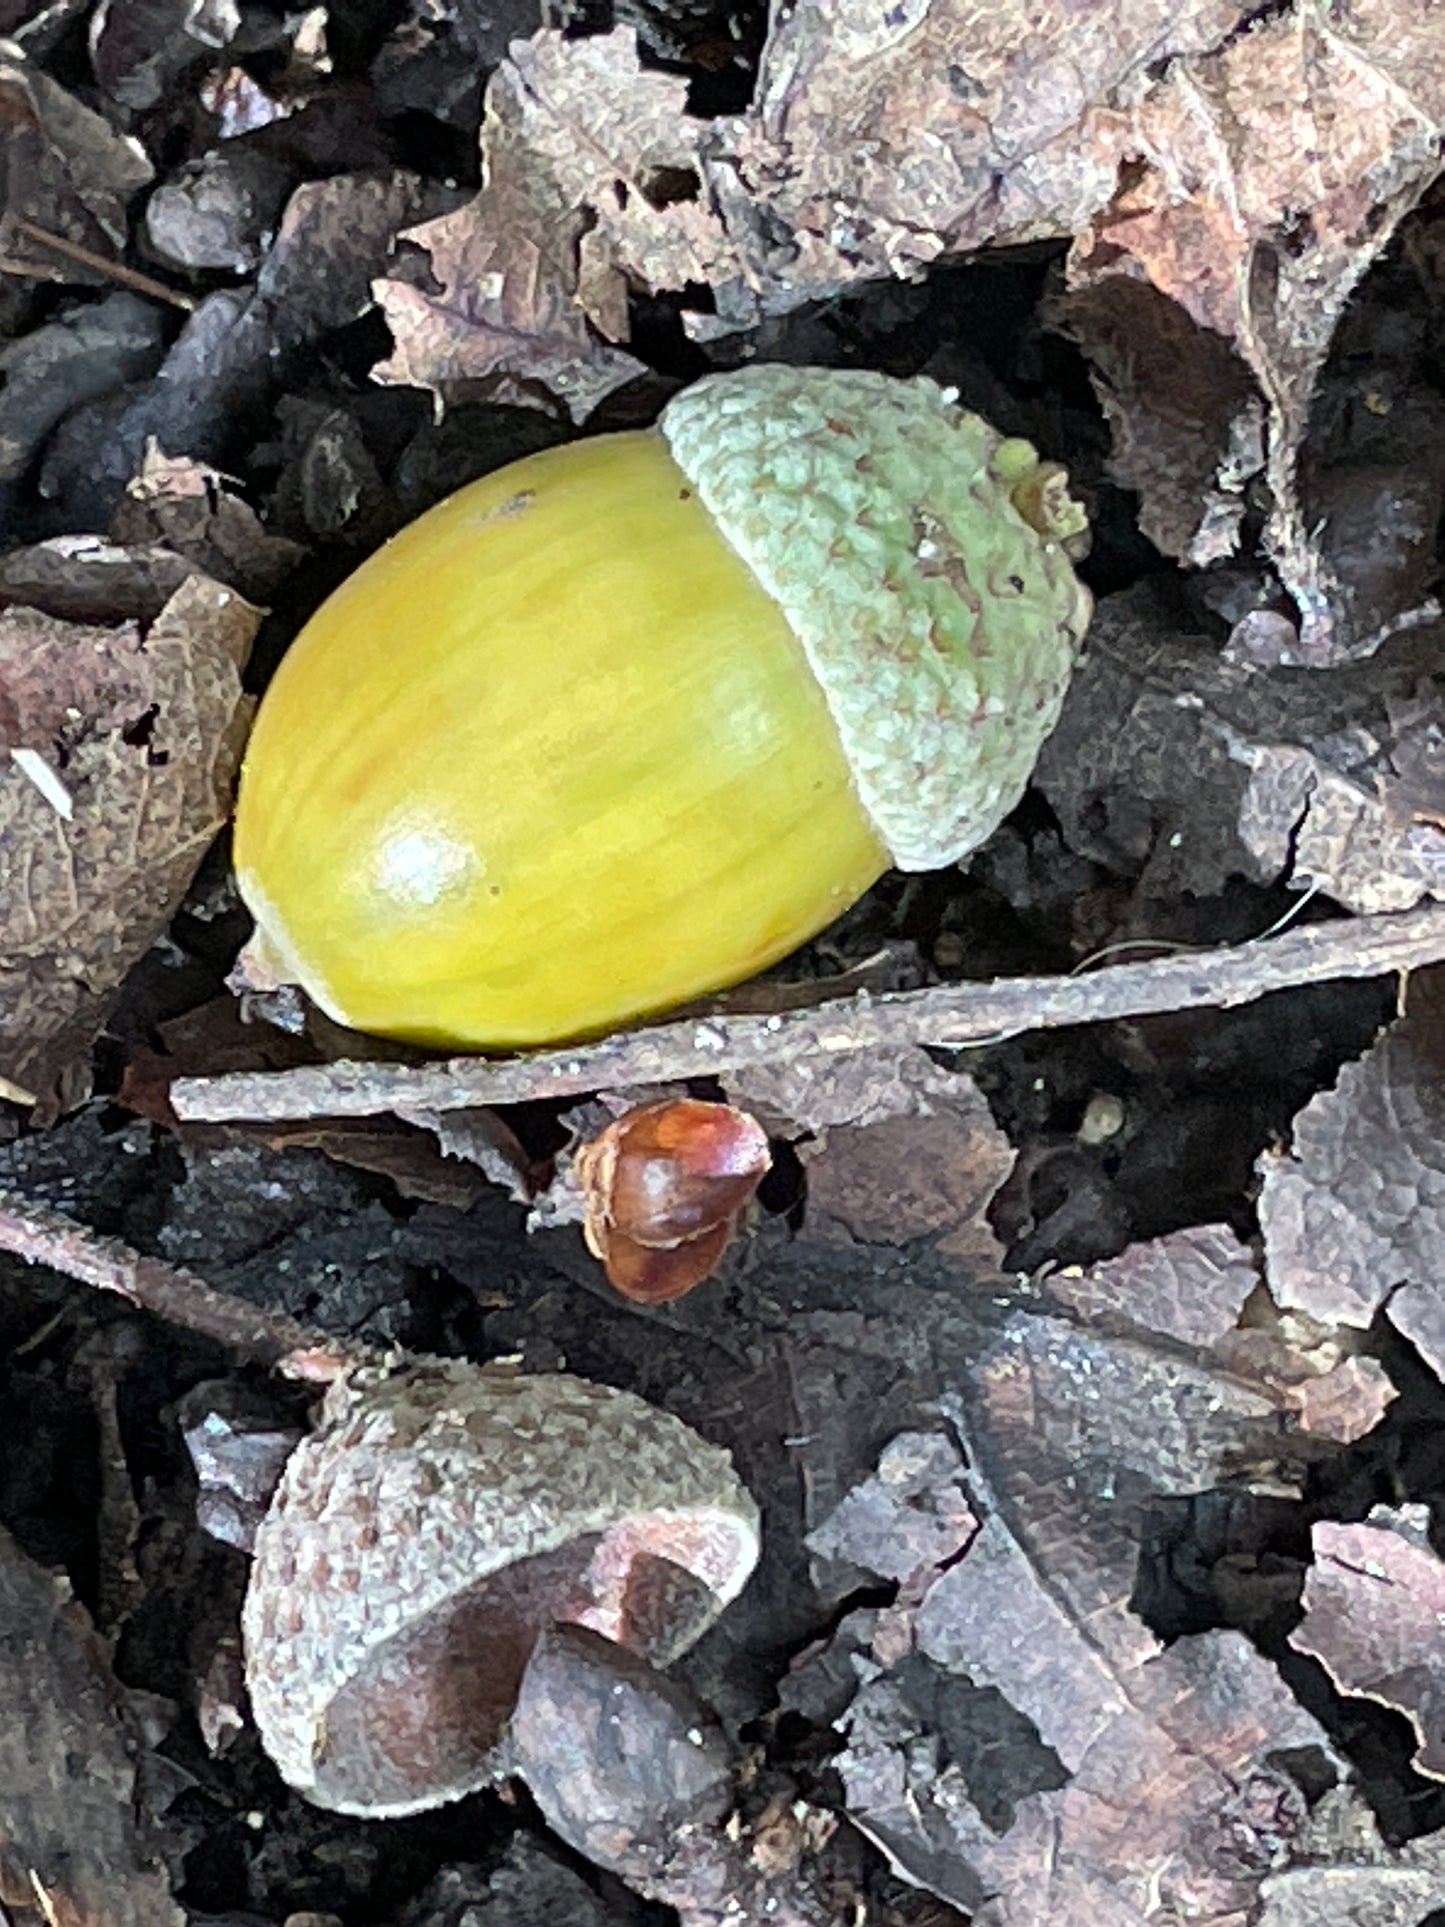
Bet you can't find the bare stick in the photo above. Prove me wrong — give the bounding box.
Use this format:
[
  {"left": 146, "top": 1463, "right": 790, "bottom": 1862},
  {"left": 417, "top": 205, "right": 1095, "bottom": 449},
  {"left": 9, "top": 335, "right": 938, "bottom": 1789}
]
[
  {"left": 3, "top": 216, "right": 195, "bottom": 311},
  {"left": 0, "top": 1190, "right": 374, "bottom": 1379},
  {"left": 171, "top": 903, "right": 1445, "bottom": 1124}
]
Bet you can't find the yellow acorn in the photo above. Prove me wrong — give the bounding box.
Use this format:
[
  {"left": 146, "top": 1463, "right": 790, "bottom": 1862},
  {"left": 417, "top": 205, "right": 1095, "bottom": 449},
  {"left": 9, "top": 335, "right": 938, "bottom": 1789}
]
[{"left": 233, "top": 365, "right": 1091, "bottom": 1048}]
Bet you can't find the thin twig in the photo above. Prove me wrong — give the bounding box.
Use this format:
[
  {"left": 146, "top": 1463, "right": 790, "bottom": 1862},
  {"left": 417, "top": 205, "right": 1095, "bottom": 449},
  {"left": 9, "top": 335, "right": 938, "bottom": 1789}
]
[
  {"left": 4, "top": 217, "right": 195, "bottom": 312},
  {"left": 170, "top": 902, "right": 1445, "bottom": 1124},
  {"left": 0, "top": 1190, "right": 376, "bottom": 1380}
]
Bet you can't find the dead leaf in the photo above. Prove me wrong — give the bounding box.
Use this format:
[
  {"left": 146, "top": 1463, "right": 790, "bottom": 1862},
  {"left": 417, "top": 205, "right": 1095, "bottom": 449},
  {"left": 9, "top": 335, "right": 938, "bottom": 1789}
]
[
  {"left": 1065, "top": 0, "right": 1445, "bottom": 661},
  {"left": 1045, "top": 1223, "right": 1259, "bottom": 1350},
  {"left": 0, "top": 1520, "right": 186, "bottom": 1927},
  {"left": 809, "top": 1419, "right": 1344, "bottom": 1923},
  {"left": 729, "top": 1045, "right": 1014, "bottom": 1269},
  {"left": 1258, "top": 971, "right": 1445, "bottom": 1375},
  {"left": 1048, "top": 1226, "right": 1397, "bottom": 1444},
  {"left": 702, "top": 0, "right": 1243, "bottom": 329},
  {"left": 372, "top": 34, "right": 653, "bottom": 420},
  {"left": 0, "top": 45, "right": 153, "bottom": 275},
  {"left": 1257, "top": 1826, "right": 1445, "bottom": 1927},
  {"left": 1035, "top": 579, "right": 1445, "bottom": 914},
  {"left": 109, "top": 443, "right": 306, "bottom": 604},
  {"left": 1290, "top": 1507, "right": 1445, "bottom": 1781},
  {"left": 506, "top": 32, "right": 737, "bottom": 313},
  {"left": 260, "top": 169, "right": 432, "bottom": 341},
  {"left": 0, "top": 566, "right": 258, "bottom": 1113}
]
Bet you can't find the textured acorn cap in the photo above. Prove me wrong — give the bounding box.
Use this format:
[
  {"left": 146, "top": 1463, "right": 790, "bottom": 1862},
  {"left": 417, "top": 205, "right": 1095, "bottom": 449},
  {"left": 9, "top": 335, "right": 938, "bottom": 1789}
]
[
  {"left": 659, "top": 364, "right": 1092, "bottom": 872},
  {"left": 241, "top": 1362, "right": 760, "bottom": 1817}
]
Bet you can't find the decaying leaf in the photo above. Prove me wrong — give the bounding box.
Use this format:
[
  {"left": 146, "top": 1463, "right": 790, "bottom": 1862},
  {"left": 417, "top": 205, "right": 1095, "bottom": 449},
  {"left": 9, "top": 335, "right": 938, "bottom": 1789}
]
[
  {"left": 1049, "top": 1225, "right": 1396, "bottom": 1444},
  {"left": 726, "top": 1044, "right": 1015, "bottom": 1269},
  {"left": 807, "top": 1420, "right": 1346, "bottom": 1924},
  {"left": 371, "top": 33, "right": 652, "bottom": 420},
  {"left": 1035, "top": 580, "right": 1445, "bottom": 914},
  {"left": 1256, "top": 1822, "right": 1445, "bottom": 1927},
  {"left": 1290, "top": 1506, "right": 1445, "bottom": 1782},
  {"left": 1258, "top": 970, "right": 1445, "bottom": 1375},
  {"left": 1064, "top": 0, "right": 1445, "bottom": 660},
  {"left": 0, "top": 1520, "right": 185, "bottom": 1927},
  {"left": 704, "top": 0, "right": 1243, "bottom": 328},
  {"left": 1046, "top": 1222, "right": 1259, "bottom": 1350},
  {"left": 109, "top": 443, "right": 306, "bottom": 605},
  {"left": 0, "top": 561, "right": 257, "bottom": 1112},
  {"left": 0, "top": 44, "right": 153, "bottom": 276}
]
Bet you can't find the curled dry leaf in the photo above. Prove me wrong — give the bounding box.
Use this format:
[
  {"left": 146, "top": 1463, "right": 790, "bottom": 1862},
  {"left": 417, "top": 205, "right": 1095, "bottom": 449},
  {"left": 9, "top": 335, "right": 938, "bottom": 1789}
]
[
  {"left": 0, "top": 563, "right": 258, "bottom": 1113},
  {"left": 1063, "top": 0, "right": 1445, "bottom": 660},
  {"left": 575, "top": 1099, "right": 771, "bottom": 1304},
  {"left": 371, "top": 33, "right": 653, "bottom": 421},
  {"left": 241, "top": 1359, "right": 760, "bottom": 1816}
]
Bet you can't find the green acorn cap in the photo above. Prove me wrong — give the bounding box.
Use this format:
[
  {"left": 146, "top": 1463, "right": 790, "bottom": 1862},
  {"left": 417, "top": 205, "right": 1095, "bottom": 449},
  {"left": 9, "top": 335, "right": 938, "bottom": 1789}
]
[{"left": 659, "top": 364, "right": 1092, "bottom": 871}]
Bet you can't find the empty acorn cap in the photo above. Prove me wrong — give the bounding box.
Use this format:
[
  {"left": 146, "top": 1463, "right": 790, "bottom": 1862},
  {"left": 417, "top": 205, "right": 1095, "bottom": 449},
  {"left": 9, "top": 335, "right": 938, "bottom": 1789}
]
[{"left": 241, "top": 1360, "right": 760, "bottom": 1817}]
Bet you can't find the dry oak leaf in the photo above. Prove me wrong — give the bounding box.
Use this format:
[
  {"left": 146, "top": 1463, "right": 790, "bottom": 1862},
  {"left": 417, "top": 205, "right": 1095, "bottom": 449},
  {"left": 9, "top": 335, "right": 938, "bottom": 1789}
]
[
  {"left": 1256, "top": 1822, "right": 1445, "bottom": 1927},
  {"left": 0, "top": 1520, "right": 185, "bottom": 1927},
  {"left": 0, "top": 566, "right": 257, "bottom": 1112},
  {"left": 728, "top": 1044, "right": 1015, "bottom": 1271},
  {"left": 109, "top": 442, "right": 305, "bottom": 606},
  {"left": 697, "top": 0, "right": 1243, "bottom": 330},
  {"left": 1065, "top": 0, "right": 1445, "bottom": 661},
  {"left": 371, "top": 32, "right": 668, "bottom": 421},
  {"left": 1048, "top": 1224, "right": 1396, "bottom": 1444},
  {"left": 1258, "top": 974, "right": 1445, "bottom": 1377},
  {"left": 813, "top": 1425, "right": 1342, "bottom": 1926},
  {"left": 1045, "top": 1222, "right": 1260, "bottom": 1350},
  {"left": 1034, "top": 579, "right": 1445, "bottom": 914},
  {"left": 1290, "top": 1506, "right": 1445, "bottom": 1781}
]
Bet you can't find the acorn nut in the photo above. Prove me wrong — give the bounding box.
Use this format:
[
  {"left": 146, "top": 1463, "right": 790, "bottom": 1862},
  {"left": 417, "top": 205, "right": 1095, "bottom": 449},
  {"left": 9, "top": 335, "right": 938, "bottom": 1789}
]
[
  {"left": 234, "top": 364, "right": 1091, "bottom": 1047},
  {"left": 240, "top": 1360, "right": 760, "bottom": 1817}
]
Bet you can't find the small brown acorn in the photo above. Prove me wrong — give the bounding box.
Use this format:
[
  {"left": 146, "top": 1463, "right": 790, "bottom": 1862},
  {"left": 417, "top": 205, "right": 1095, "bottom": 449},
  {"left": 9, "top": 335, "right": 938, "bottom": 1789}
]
[{"left": 576, "top": 1099, "right": 771, "bottom": 1303}]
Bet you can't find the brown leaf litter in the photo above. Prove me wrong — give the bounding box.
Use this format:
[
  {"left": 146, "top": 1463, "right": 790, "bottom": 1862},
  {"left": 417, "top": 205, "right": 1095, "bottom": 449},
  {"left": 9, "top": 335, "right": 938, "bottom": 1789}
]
[
  {"left": 1035, "top": 580, "right": 1445, "bottom": 917},
  {"left": 371, "top": 34, "right": 656, "bottom": 420},
  {"left": 1063, "top": 0, "right": 1445, "bottom": 661},
  {"left": 0, "top": 1519, "right": 185, "bottom": 1927},
  {"left": 1291, "top": 1505, "right": 1445, "bottom": 1783},
  {"left": 374, "top": 3, "right": 1445, "bottom": 657},
  {"left": 1258, "top": 965, "right": 1445, "bottom": 1377},
  {"left": 0, "top": 556, "right": 257, "bottom": 1115},
  {"left": 806, "top": 1421, "right": 1351, "bottom": 1924}
]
